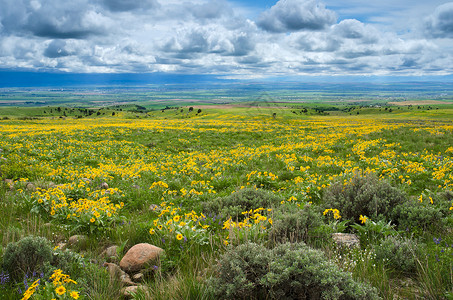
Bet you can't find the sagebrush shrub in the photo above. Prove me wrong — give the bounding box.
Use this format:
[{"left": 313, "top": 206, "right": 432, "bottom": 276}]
[
  {"left": 323, "top": 174, "right": 407, "bottom": 223},
  {"left": 202, "top": 188, "right": 282, "bottom": 219},
  {"left": 2, "top": 236, "right": 53, "bottom": 281},
  {"left": 208, "top": 242, "right": 380, "bottom": 300},
  {"left": 374, "top": 236, "right": 421, "bottom": 274},
  {"left": 391, "top": 200, "right": 445, "bottom": 232},
  {"left": 269, "top": 204, "right": 322, "bottom": 244}
]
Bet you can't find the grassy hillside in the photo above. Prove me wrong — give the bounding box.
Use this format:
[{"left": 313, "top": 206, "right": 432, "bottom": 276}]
[{"left": 0, "top": 107, "right": 452, "bottom": 299}]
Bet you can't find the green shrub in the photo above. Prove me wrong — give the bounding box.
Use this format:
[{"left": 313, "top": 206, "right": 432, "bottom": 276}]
[
  {"left": 269, "top": 204, "right": 322, "bottom": 244},
  {"left": 323, "top": 174, "right": 407, "bottom": 223},
  {"left": 208, "top": 242, "right": 381, "bottom": 300},
  {"left": 391, "top": 200, "right": 445, "bottom": 232},
  {"left": 1, "top": 236, "right": 53, "bottom": 281},
  {"left": 202, "top": 188, "right": 282, "bottom": 220},
  {"left": 373, "top": 236, "right": 421, "bottom": 274}
]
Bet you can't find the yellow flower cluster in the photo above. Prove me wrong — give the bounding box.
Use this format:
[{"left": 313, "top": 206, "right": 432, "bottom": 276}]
[
  {"left": 149, "top": 201, "right": 209, "bottom": 241},
  {"left": 323, "top": 208, "right": 342, "bottom": 220},
  {"left": 31, "top": 183, "right": 123, "bottom": 225},
  {"left": 50, "top": 269, "right": 80, "bottom": 299},
  {"left": 20, "top": 279, "right": 40, "bottom": 300}
]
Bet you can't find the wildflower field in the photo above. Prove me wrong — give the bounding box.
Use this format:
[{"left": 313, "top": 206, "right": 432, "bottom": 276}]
[{"left": 0, "top": 106, "right": 452, "bottom": 299}]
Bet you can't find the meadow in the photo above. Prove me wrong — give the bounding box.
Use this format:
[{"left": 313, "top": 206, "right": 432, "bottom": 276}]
[{"left": 0, "top": 104, "right": 452, "bottom": 299}]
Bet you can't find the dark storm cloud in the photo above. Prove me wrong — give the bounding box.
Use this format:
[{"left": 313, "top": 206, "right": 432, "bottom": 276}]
[
  {"left": 424, "top": 2, "right": 453, "bottom": 38},
  {"left": 100, "top": 0, "right": 159, "bottom": 12},
  {"left": 257, "top": 0, "right": 336, "bottom": 33},
  {"left": 44, "top": 40, "right": 72, "bottom": 58},
  {"left": 0, "top": 0, "right": 110, "bottom": 39}
]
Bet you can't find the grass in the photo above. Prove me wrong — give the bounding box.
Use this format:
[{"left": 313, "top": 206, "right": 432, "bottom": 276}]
[{"left": 0, "top": 104, "right": 452, "bottom": 299}]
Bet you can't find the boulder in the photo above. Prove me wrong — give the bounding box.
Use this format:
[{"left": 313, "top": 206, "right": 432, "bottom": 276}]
[
  {"left": 120, "top": 243, "right": 163, "bottom": 273},
  {"left": 332, "top": 233, "right": 360, "bottom": 248}
]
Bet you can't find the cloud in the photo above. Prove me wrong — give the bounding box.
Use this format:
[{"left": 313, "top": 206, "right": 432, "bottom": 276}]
[
  {"left": 333, "top": 19, "right": 379, "bottom": 43},
  {"left": 424, "top": 2, "right": 453, "bottom": 38},
  {"left": 0, "top": 0, "right": 112, "bottom": 38},
  {"left": 257, "top": 0, "right": 336, "bottom": 33},
  {"left": 43, "top": 40, "right": 72, "bottom": 58},
  {"left": 188, "top": 0, "right": 232, "bottom": 19},
  {"left": 100, "top": 0, "right": 159, "bottom": 12},
  {"left": 0, "top": 0, "right": 451, "bottom": 76}
]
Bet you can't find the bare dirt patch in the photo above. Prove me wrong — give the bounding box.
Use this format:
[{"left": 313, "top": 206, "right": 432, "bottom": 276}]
[{"left": 389, "top": 100, "right": 452, "bottom": 106}]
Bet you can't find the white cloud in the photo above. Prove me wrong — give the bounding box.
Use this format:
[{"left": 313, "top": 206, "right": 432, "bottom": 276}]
[
  {"left": 257, "top": 0, "right": 337, "bottom": 32},
  {"left": 0, "top": 0, "right": 451, "bottom": 76},
  {"left": 424, "top": 2, "right": 453, "bottom": 38}
]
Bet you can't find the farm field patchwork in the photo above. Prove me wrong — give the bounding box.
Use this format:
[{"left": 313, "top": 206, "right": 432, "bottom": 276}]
[{"left": 0, "top": 109, "right": 452, "bottom": 299}]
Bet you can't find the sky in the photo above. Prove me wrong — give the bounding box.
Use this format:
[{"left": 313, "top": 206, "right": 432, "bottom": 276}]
[{"left": 0, "top": 0, "right": 453, "bottom": 79}]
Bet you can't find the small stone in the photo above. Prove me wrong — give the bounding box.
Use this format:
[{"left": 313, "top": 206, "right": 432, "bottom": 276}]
[
  {"left": 121, "top": 285, "right": 150, "bottom": 299},
  {"left": 132, "top": 273, "right": 144, "bottom": 282},
  {"left": 104, "top": 245, "right": 119, "bottom": 257},
  {"left": 332, "top": 233, "right": 360, "bottom": 248},
  {"left": 81, "top": 178, "right": 92, "bottom": 184},
  {"left": 120, "top": 243, "right": 163, "bottom": 273},
  {"left": 104, "top": 262, "right": 134, "bottom": 286},
  {"left": 67, "top": 235, "right": 88, "bottom": 249},
  {"left": 149, "top": 204, "right": 163, "bottom": 212},
  {"left": 26, "top": 183, "right": 36, "bottom": 191},
  {"left": 102, "top": 245, "right": 119, "bottom": 263},
  {"left": 4, "top": 179, "right": 14, "bottom": 190}
]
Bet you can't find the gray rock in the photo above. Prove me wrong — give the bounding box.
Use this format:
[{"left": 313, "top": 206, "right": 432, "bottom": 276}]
[
  {"left": 132, "top": 273, "right": 144, "bottom": 282},
  {"left": 67, "top": 235, "right": 88, "bottom": 249},
  {"left": 121, "top": 285, "right": 150, "bottom": 299},
  {"left": 332, "top": 233, "right": 360, "bottom": 248},
  {"left": 102, "top": 245, "right": 119, "bottom": 263},
  {"left": 103, "top": 262, "right": 135, "bottom": 286},
  {"left": 26, "top": 183, "right": 36, "bottom": 191}
]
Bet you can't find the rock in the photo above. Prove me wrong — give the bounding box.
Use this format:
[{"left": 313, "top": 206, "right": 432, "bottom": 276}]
[
  {"left": 104, "top": 263, "right": 135, "bottom": 286},
  {"left": 100, "top": 182, "right": 109, "bottom": 189},
  {"left": 26, "top": 183, "right": 36, "bottom": 191},
  {"left": 149, "top": 204, "right": 163, "bottom": 212},
  {"left": 120, "top": 243, "right": 163, "bottom": 273},
  {"left": 121, "top": 285, "right": 150, "bottom": 299},
  {"left": 81, "top": 178, "right": 92, "bottom": 184},
  {"left": 102, "top": 245, "right": 119, "bottom": 263},
  {"left": 332, "top": 233, "right": 360, "bottom": 248},
  {"left": 132, "top": 273, "right": 144, "bottom": 283},
  {"left": 57, "top": 242, "right": 67, "bottom": 250},
  {"left": 67, "top": 235, "right": 88, "bottom": 249},
  {"left": 104, "top": 245, "right": 119, "bottom": 257},
  {"left": 4, "top": 179, "right": 14, "bottom": 190}
]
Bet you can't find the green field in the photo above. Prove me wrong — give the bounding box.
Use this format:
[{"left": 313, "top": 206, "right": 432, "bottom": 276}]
[{"left": 0, "top": 103, "right": 452, "bottom": 299}]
